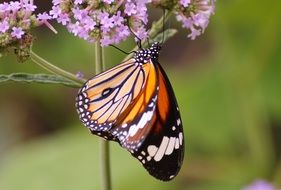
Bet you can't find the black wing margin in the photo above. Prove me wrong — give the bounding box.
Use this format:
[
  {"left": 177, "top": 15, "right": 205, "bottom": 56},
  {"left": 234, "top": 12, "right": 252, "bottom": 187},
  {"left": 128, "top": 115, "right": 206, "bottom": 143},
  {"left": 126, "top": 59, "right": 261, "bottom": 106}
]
[{"left": 131, "top": 60, "right": 185, "bottom": 181}]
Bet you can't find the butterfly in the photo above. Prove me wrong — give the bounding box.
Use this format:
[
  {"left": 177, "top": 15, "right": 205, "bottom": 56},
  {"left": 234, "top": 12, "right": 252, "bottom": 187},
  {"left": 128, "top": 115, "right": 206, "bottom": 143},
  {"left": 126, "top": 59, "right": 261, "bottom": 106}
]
[{"left": 76, "top": 42, "right": 184, "bottom": 181}]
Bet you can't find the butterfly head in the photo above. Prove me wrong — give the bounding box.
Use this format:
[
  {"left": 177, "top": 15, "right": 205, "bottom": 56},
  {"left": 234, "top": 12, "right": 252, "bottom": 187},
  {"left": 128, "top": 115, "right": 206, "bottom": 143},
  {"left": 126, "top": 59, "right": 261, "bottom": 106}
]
[
  {"left": 134, "top": 42, "right": 161, "bottom": 64},
  {"left": 149, "top": 42, "right": 162, "bottom": 59}
]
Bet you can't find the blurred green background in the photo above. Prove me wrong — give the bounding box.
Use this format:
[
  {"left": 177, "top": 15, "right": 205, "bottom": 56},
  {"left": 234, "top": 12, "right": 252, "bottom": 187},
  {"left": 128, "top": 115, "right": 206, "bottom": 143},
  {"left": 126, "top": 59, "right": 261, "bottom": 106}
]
[{"left": 1, "top": 1, "right": 281, "bottom": 190}]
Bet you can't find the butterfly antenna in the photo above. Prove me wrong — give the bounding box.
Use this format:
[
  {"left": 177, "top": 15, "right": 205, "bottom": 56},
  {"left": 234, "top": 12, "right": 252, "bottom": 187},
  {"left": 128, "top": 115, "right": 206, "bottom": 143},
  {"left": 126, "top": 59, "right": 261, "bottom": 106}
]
[
  {"left": 109, "top": 44, "right": 130, "bottom": 55},
  {"left": 127, "top": 22, "right": 142, "bottom": 49}
]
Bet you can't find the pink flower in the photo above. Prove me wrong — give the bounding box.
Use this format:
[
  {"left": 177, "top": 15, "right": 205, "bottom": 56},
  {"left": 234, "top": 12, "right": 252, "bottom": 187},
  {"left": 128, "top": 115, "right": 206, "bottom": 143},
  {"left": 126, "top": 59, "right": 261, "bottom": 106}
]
[
  {"left": 103, "top": 0, "right": 115, "bottom": 4},
  {"left": 50, "top": 0, "right": 150, "bottom": 46},
  {"left": 0, "top": 0, "right": 55, "bottom": 54},
  {"left": 11, "top": 27, "right": 24, "bottom": 39},
  {"left": 180, "top": 0, "right": 190, "bottom": 7},
  {"left": 175, "top": 0, "right": 215, "bottom": 40},
  {"left": 125, "top": 2, "right": 137, "bottom": 16},
  {"left": 0, "top": 19, "right": 9, "bottom": 33}
]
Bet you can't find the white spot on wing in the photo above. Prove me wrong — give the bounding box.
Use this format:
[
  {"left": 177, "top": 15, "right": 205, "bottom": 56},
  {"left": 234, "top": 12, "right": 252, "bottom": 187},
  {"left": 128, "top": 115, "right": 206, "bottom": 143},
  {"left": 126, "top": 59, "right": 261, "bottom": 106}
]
[
  {"left": 165, "top": 137, "right": 176, "bottom": 155},
  {"left": 175, "top": 138, "right": 180, "bottom": 149},
  {"left": 177, "top": 118, "right": 181, "bottom": 126},
  {"left": 128, "top": 110, "right": 153, "bottom": 137},
  {"left": 147, "top": 145, "right": 158, "bottom": 157},
  {"left": 128, "top": 124, "right": 137, "bottom": 137},
  {"left": 154, "top": 136, "right": 169, "bottom": 162},
  {"left": 179, "top": 132, "right": 183, "bottom": 145}
]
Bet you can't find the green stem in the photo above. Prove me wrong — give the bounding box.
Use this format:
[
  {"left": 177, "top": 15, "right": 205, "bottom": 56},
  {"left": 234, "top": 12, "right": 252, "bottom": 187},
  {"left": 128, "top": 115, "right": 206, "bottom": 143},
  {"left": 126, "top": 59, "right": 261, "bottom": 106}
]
[
  {"left": 30, "top": 50, "right": 85, "bottom": 85},
  {"left": 149, "top": 10, "right": 173, "bottom": 40},
  {"left": 95, "top": 42, "right": 111, "bottom": 190}
]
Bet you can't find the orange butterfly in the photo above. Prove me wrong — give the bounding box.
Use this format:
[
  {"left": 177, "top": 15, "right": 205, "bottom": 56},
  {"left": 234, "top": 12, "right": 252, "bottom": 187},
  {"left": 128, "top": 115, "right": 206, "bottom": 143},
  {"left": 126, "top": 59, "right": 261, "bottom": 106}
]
[{"left": 76, "top": 42, "right": 184, "bottom": 181}]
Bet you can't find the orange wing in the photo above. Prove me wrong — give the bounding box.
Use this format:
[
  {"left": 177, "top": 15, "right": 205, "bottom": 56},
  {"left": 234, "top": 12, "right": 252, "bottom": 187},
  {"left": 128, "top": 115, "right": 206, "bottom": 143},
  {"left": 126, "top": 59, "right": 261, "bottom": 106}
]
[
  {"left": 76, "top": 58, "right": 153, "bottom": 140},
  {"left": 110, "top": 59, "right": 158, "bottom": 150}
]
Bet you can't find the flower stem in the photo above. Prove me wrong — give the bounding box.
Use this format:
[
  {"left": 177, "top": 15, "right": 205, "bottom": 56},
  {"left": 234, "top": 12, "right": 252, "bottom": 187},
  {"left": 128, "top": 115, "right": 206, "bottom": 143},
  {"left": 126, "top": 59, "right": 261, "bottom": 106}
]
[
  {"left": 30, "top": 50, "right": 85, "bottom": 85},
  {"left": 149, "top": 10, "right": 173, "bottom": 40},
  {"left": 95, "top": 42, "right": 111, "bottom": 190}
]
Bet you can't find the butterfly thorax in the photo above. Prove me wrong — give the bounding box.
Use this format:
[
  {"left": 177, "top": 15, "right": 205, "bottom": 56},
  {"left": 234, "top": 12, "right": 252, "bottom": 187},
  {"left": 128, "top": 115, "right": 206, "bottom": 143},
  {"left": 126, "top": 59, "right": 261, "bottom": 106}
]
[{"left": 134, "top": 42, "right": 161, "bottom": 64}]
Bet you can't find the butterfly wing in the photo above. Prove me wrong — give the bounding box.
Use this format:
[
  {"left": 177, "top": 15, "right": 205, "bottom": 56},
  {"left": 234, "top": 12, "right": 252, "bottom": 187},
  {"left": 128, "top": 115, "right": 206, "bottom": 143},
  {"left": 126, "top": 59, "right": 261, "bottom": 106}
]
[
  {"left": 138, "top": 61, "right": 184, "bottom": 181},
  {"left": 110, "top": 59, "right": 158, "bottom": 150},
  {"left": 76, "top": 58, "right": 151, "bottom": 140},
  {"left": 110, "top": 60, "right": 184, "bottom": 181},
  {"left": 76, "top": 47, "right": 184, "bottom": 181}
]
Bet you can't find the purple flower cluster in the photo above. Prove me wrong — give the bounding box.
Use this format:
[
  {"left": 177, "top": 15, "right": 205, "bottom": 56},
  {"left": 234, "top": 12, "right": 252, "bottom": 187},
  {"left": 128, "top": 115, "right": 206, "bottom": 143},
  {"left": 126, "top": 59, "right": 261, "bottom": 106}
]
[
  {"left": 175, "top": 0, "right": 216, "bottom": 40},
  {"left": 1, "top": 0, "right": 216, "bottom": 52},
  {"left": 0, "top": 0, "right": 56, "bottom": 62},
  {"left": 0, "top": 0, "right": 54, "bottom": 48},
  {"left": 50, "top": 0, "right": 150, "bottom": 46}
]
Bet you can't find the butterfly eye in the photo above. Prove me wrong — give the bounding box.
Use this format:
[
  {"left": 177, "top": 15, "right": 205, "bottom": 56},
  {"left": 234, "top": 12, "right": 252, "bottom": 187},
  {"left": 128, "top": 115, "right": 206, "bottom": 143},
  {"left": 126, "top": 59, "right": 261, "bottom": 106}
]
[{"left": 101, "top": 87, "right": 113, "bottom": 98}]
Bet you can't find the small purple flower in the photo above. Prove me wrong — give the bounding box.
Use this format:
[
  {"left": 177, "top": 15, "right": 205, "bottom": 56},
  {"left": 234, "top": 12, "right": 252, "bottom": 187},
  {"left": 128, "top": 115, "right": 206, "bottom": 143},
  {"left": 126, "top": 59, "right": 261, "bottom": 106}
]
[
  {"left": 103, "top": 0, "right": 114, "bottom": 4},
  {"left": 112, "top": 11, "right": 124, "bottom": 26},
  {"left": 11, "top": 27, "right": 24, "bottom": 39},
  {"left": 52, "top": 0, "right": 62, "bottom": 6},
  {"left": 74, "top": 0, "right": 83, "bottom": 5},
  {"left": 0, "top": 0, "right": 55, "bottom": 62},
  {"left": 49, "top": 6, "right": 62, "bottom": 19},
  {"left": 68, "top": 22, "right": 82, "bottom": 36},
  {"left": 0, "top": 2, "right": 10, "bottom": 14},
  {"left": 188, "top": 27, "right": 201, "bottom": 40},
  {"left": 82, "top": 17, "right": 96, "bottom": 30},
  {"left": 98, "top": 11, "right": 114, "bottom": 29},
  {"left": 134, "top": 26, "right": 148, "bottom": 41},
  {"left": 116, "top": 25, "right": 130, "bottom": 39},
  {"left": 72, "top": 8, "right": 88, "bottom": 21},
  {"left": 192, "top": 12, "right": 209, "bottom": 30},
  {"left": 37, "top": 12, "right": 52, "bottom": 21},
  {"left": 23, "top": 3, "right": 37, "bottom": 12},
  {"left": 175, "top": 0, "right": 215, "bottom": 40},
  {"left": 9, "top": 1, "right": 21, "bottom": 11},
  {"left": 57, "top": 13, "right": 71, "bottom": 26},
  {"left": 180, "top": 0, "right": 190, "bottom": 7},
  {"left": 243, "top": 180, "right": 277, "bottom": 190},
  {"left": 125, "top": 2, "right": 137, "bottom": 16},
  {"left": 100, "top": 35, "right": 111, "bottom": 47},
  {"left": 76, "top": 71, "right": 84, "bottom": 79},
  {"left": 0, "top": 19, "right": 9, "bottom": 33}
]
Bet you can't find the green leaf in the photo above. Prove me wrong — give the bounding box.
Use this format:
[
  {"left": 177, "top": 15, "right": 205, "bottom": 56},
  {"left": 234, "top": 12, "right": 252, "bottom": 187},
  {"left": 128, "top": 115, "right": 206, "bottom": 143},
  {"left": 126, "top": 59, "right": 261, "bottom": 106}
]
[
  {"left": 151, "top": 28, "right": 178, "bottom": 45},
  {"left": 0, "top": 73, "right": 81, "bottom": 88}
]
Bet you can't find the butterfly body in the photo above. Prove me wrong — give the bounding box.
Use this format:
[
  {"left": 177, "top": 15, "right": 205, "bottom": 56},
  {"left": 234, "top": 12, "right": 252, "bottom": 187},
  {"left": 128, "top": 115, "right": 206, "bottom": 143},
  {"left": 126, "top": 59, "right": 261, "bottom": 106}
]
[{"left": 76, "top": 42, "right": 184, "bottom": 181}]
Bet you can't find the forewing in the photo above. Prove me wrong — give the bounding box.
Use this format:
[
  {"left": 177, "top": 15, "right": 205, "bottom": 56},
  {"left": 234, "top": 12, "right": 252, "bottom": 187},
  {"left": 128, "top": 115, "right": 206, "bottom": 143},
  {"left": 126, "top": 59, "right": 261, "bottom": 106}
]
[
  {"left": 76, "top": 59, "right": 148, "bottom": 140},
  {"left": 110, "top": 60, "right": 158, "bottom": 149}
]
